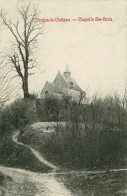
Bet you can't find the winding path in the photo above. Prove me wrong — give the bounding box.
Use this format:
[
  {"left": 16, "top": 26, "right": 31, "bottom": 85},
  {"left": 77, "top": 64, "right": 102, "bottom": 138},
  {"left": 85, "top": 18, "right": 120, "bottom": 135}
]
[
  {"left": 0, "top": 165, "right": 72, "bottom": 196},
  {"left": 12, "top": 130, "right": 127, "bottom": 176},
  {"left": 13, "top": 131, "right": 58, "bottom": 170},
  {"left": 0, "top": 131, "right": 72, "bottom": 196},
  {"left": 1, "top": 129, "right": 127, "bottom": 196}
]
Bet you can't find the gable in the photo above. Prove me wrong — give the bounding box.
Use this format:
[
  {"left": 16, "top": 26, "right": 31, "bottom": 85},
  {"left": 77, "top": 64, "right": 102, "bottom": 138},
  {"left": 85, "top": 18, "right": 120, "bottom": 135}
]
[
  {"left": 53, "top": 72, "right": 68, "bottom": 93},
  {"left": 40, "top": 81, "right": 53, "bottom": 96},
  {"left": 40, "top": 81, "right": 64, "bottom": 98}
]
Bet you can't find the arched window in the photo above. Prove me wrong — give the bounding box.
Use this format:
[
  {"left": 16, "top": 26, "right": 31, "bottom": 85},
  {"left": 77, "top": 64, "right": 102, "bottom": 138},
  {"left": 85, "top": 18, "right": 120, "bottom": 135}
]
[
  {"left": 45, "top": 91, "right": 49, "bottom": 98},
  {"left": 69, "top": 82, "right": 73, "bottom": 89}
]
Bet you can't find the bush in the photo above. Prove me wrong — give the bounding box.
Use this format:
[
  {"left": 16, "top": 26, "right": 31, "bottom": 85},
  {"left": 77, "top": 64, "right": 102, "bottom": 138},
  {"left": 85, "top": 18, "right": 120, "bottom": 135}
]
[
  {"left": 0, "top": 98, "right": 51, "bottom": 172},
  {"left": 20, "top": 95, "right": 127, "bottom": 170},
  {"left": 36, "top": 98, "right": 67, "bottom": 122},
  {"left": 25, "top": 123, "right": 127, "bottom": 170},
  {"left": 0, "top": 98, "right": 38, "bottom": 135}
]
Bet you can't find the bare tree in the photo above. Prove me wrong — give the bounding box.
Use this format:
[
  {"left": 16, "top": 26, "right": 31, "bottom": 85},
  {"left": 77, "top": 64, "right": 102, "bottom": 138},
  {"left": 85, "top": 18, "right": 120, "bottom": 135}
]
[{"left": 0, "top": 3, "right": 44, "bottom": 98}]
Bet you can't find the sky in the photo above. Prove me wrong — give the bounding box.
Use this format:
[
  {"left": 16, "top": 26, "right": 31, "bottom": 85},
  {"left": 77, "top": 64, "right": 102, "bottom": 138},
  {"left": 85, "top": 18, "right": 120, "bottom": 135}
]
[{"left": 0, "top": 0, "right": 127, "bottom": 99}]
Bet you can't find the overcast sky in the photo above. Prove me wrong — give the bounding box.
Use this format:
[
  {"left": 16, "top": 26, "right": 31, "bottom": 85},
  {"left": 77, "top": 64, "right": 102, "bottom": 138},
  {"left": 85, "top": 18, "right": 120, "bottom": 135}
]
[{"left": 0, "top": 0, "right": 127, "bottom": 99}]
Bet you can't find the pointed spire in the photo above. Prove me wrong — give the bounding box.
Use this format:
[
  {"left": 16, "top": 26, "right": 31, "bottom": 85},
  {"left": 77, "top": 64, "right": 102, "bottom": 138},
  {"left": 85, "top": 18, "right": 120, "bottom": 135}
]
[
  {"left": 64, "top": 64, "right": 70, "bottom": 73},
  {"left": 63, "top": 64, "right": 71, "bottom": 79}
]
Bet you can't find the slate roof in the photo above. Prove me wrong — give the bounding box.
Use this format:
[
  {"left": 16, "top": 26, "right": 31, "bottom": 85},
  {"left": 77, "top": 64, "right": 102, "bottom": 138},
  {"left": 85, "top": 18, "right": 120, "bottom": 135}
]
[
  {"left": 62, "top": 74, "right": 83, "bottom": 92},
  {"left": 46, "top": 81, "right": 64, "bottom": 94},
  {"left": 52, "top": 83, "right": 64, "bottom": 94}
]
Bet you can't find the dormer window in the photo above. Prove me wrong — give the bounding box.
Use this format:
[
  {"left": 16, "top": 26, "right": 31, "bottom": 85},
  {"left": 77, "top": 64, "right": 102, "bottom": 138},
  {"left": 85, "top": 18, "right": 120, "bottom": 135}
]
[{"left": 69, "top": 81, "right": 73, "bottom": 89}]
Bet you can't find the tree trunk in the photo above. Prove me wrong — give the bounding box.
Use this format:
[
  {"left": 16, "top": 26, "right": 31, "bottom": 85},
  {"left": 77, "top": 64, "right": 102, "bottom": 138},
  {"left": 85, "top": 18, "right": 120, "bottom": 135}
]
[{"left": 22, "top": 77, "right": 29, "bottom": 99}]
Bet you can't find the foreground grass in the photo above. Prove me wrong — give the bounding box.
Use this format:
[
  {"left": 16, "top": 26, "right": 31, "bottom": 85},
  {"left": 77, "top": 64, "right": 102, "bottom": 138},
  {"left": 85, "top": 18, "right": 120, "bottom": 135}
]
[
  {"left": 0, "top": 167, "right": 127, "bottom": 196},
  {"left": 0, "top": 171, "right": 37, "bottom": 196},
  {"left": 56, "top": 171, "right": 127, "bottom": 196}
]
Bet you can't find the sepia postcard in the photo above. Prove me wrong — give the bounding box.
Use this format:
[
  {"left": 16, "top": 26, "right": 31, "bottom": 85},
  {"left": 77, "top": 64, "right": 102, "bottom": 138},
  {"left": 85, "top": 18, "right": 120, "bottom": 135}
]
[{"left": 0, "top": 0, "right": 127, "bottom": 195}]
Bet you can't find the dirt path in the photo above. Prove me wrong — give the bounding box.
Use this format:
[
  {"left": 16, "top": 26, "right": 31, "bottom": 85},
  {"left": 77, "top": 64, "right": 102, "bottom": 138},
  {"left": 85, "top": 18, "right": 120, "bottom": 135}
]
[
  {"left": 13, "top": 129, "right": 127, "bottom": 176},
  {"left": 0, "top": 130, "right": 72, "bottom": 195},
  {"left": 13, "top": 131, "right": 58, "bottom": 170},
  {"left": 1, "top": 128, "right": 127, "bottom": 196},
  {"left": 0, "top": 166, "right": 72, "bottom": 196}
]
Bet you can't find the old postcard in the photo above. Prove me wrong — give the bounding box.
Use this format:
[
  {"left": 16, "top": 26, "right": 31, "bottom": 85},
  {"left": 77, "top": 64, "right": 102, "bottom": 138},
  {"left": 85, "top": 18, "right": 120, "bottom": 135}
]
[{"left": 0, "top": 0, "right": 127, "bottom": 195}]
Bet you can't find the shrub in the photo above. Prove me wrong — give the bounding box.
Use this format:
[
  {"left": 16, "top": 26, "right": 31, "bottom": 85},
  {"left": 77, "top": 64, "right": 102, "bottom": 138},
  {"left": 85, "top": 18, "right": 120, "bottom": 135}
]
[
  {"left": 0, "top": 98, "right": 38, "bottom": 135},
  {"left": 36, "top": 98, "right": 67, "bottom": 122},
  {"left": 22, "top": 95, "right": 127, "bottom": 169}
]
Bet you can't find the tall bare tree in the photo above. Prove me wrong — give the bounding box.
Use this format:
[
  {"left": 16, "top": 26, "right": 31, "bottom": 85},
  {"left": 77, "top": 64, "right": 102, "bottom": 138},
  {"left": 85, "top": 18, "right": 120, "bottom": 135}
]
[{"left": 0, "top": 4, "right": 44, "bottom": 98}]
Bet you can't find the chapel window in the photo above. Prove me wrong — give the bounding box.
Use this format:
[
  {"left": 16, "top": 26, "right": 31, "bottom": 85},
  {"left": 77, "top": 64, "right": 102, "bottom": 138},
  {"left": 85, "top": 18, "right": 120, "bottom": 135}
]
[
  {"left": 69, "top": 82, "right": 73, "bottom": 89},
  {"left": 45, "top": 91, "right": 49, "bottom": 98}
]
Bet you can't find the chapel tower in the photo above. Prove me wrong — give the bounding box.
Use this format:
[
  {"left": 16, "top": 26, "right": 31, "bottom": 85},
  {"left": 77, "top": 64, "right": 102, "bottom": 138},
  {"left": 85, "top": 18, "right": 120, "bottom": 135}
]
[{"left": 63, "top": 65, "right": 71, "bottom": 79}]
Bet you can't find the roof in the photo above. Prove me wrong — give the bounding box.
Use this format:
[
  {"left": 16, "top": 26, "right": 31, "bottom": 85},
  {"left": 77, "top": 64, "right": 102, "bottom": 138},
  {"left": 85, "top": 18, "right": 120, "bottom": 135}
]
[
  {"left": 52, "top": 83, "right": 64, "bottom": 94},
  {"left": 46, "top": 82, "right": 64, "bottom": 94},
  {"left": 53, "top": 71, "right": 68, "bottom": 88},
  {"left": 62, "top": 75, "right": 83, "bottom": 92},
  {"left": 54, "top": 71, "right": 83, "bottom": 92},
  {"left": 41, "top": 67, "right": 83, "bottom": 96},
  {"left": 71, "top": 78, "right": 83, "bottom": 92}
]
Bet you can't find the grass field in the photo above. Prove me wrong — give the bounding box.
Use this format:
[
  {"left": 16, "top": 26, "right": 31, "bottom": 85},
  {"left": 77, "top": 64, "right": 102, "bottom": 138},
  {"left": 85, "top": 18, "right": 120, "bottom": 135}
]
[
  {"left": 1, "top": 169, "right": 127, "bottom": 196},
  {"left": 56, "top": 170, "right": 127, "bottom": 196}
]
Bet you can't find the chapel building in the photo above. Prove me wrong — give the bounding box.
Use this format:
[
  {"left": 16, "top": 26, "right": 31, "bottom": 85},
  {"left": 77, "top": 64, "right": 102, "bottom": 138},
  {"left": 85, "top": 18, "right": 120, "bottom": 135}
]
[{"left": 40, "top": 65, "right": 85, "bottom": 101}]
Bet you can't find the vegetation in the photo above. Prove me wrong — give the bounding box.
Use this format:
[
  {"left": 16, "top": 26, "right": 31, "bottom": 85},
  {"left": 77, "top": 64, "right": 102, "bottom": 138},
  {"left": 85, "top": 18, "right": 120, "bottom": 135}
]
[
  {"left": 56, "top": 170, "right": 127, "bottom": 196},
  {"left": 0, "top": 91, "right": 127, "bottom": 171},
  {"left": 0, "top": 0, "right": 126, "bottom": 176},
  {"left": 20, "top": 94, "right": 127, "bottom": 170},
  {"left": 0, "top": 98, "right": 50, "bottom": 172}
]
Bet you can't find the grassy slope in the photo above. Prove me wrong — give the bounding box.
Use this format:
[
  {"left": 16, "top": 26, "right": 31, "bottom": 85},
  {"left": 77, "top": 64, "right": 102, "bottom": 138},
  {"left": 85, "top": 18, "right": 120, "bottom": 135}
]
[
  {"left": 0, "top": 99, "right": 52, "bottom": 173},
  {"left": 19, "top": 126, "right": 66, "bottom": 167},
  {"left": 19, "top": 124, "right": 127, "bottom": 170},
  {"left": 56, "top": 171, "right": 127, "bottom": 196},
  {"left": 0, "top": 132, "right": 51, "bottom": 173}
]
